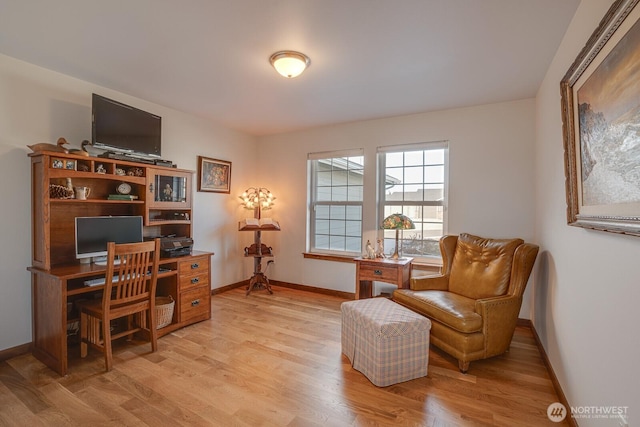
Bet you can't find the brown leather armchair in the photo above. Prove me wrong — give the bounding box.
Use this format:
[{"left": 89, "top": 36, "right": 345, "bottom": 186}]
[{"left": 393, "top": 233, "right": 539, "bottom": 373}]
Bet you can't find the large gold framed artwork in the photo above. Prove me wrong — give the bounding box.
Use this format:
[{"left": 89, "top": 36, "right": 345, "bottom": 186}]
[{"left": 561, "top": 0, "right": 640, "bottom": 235}]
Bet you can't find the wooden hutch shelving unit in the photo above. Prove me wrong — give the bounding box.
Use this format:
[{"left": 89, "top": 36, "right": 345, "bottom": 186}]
[{"left": 28, "top": 150, "right": 213, "bottom": 376}]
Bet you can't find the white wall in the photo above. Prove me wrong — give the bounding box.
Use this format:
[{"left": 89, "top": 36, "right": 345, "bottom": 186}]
[
  {"left": 535, "top": 0, "right": 639, "bottom": 423},
  {"left": 0, "top": 53, "right": 258, "bottom": 351},
  {"left": 257, "top": 99, "right": 537, "bottom": 314}
]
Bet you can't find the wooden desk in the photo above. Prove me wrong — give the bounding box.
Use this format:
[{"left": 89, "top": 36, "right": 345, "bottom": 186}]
[
  {"left": 354, "top": 257, "right": 413, "bottom": 299},
  {"left": 27, "top": 251, "right": 212, "bottom": 376}
]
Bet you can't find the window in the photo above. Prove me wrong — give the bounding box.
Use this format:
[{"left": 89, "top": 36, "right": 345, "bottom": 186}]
[
  {"left": 308, "top": 150, "right": 364, "bottom": 255},
  {"left": 378, "top": 142, "right": 448, "bottom": 260}
]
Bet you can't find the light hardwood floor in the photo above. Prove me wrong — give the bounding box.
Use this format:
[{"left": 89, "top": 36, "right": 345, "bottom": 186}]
[{"left": 0, "top": 286, "right": 567, "bottom": 426}]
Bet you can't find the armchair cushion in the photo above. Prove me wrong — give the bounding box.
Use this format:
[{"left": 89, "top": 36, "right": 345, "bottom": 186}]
[
  {"left": 393, "top": 290, "right": 482, "bottom": 334},
  {"left": 448, "top": 233, "right": 523, "bottom": 299}
]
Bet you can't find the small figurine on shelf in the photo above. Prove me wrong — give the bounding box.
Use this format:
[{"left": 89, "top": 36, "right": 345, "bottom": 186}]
[
  {"left": 127, "top": 167, "right": 144, "bottom": 177},
  {"left": 163, "top": 184, "right": 173, "bottom": 201},
  {"left": 365, "top": 240, "right": 375, "bottom": 259},
  {"left": 375, "top": 238, "right": 386, "bottom": 259}
]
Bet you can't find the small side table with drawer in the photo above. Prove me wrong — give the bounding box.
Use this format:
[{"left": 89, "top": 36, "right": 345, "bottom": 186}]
[{"left": 354, "top": 257, "right": 413, "bottom": 299}]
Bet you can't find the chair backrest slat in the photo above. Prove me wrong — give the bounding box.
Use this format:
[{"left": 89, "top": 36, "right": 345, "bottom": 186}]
[{"left": 102, "top": 240, "right": 160, "bottom": 312}]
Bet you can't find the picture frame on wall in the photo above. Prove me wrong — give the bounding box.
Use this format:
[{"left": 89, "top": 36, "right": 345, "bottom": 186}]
[
  {"left": 560, "top": 0, "right": 640, "bottom": 236},
  {"left": 197, "top": 156, "right": 232, "bottom": 193}
]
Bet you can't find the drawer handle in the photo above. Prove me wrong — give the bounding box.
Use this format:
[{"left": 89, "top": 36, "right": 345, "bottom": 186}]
[
  {"left": 374, "top": 269, "right": 382, "bottom": 275},
  {"left": 191, "top": 299, "right": 200, "bottom": 307},
  {"left": 191, "top": 263, "right": 199, "bottom": 269},
  {"left": 190, "top": 277, "right": 199, "bottom": 284}
]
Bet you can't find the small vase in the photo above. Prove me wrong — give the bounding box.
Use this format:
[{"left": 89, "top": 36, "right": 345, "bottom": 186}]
[{"left": 66, "top": 178, "right": 75, "bottom": 199}]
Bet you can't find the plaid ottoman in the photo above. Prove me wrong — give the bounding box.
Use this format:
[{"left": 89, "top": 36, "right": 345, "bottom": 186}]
[{"left": 341, "top": 297, "right": 431, "bottom": 387}]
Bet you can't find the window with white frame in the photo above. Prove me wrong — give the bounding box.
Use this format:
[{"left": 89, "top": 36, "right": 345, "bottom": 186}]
[
  {"left": 308, "top": 149, "right": 364, "bottom": 255},
  {"left": 378, "top": 141, "right": 448, "bottom": 260}
]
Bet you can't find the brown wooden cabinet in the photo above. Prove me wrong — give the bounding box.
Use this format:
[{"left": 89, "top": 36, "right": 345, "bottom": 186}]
[
  {"left": 177, "top": 255, "right": 211, "bottom": 323},
  {"left": 28, "top": 151, "right": 212, "bottom": 376},
  {"left": 145, "top": 167, "right": 193, "bottom": 237},
  {"left": 354, "top": 257, "right": 413, "bottom": 299}
]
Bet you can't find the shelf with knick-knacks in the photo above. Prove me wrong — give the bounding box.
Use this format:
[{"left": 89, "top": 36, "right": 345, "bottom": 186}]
[
  {"left": 47, "top": 158, "right": 146, "bottom": 206},
  {"left": 30, "top": 150, "right": 193, "bottom": 270},
  {"left": 47, "top": 153, "right": 146, "bottom": 178},
  {"left": 48, "top": 175, "right": 145, "bottom": 204}
]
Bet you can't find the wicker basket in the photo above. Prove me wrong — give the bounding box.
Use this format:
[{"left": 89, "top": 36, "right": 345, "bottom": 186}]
[{"left": 156, "top": 296, "right": 175, "bottom": 329}]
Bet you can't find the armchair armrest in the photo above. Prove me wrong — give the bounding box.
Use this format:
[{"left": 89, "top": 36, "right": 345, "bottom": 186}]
[
  {"left": 410, "top": 274, "right": 449, "bottom": 291},
  {"left": 508, "top": 243, "right": 539, "bottom": 297},
  {"left": 475, "top": 295, "right": 523, "bottom": 357},
  {"left": 475, "top": 294, "right": 521, "bottom": 315}
]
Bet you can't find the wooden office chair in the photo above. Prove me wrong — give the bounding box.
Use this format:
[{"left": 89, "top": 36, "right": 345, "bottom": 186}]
[{"left": 78, "top": 239, "right": 161, "bottom": 371}]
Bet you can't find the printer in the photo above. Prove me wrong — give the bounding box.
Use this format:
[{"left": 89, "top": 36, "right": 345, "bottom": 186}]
[{"left": 157, "top": 236, "right": 193, "bottom": 258}]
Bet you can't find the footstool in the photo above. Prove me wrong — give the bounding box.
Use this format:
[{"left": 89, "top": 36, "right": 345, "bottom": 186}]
[{"left": 341, "top": 297, "right": 431, "bottom": 387}]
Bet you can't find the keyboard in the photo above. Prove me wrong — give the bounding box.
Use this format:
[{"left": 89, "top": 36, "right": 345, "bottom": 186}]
[
  {"left": 84, "top": 272, "right": 148, "bottom": 287},
  {"left": 84, "top": 276, "right": 116, "bottom": 287}
]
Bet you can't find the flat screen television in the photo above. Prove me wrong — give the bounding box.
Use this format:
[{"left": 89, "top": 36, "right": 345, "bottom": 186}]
[
  {"left": 75, "top": 215, "right": 144, "bottom": 264},
  {"left": 91, "top": 93, "right": 162, "bottom": 158}
]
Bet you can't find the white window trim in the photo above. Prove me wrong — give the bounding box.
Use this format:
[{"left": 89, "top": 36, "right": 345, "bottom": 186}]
[
  {"left": 377, "top": 141, "right": 449, "bottom": 263},
  {"left": 308, "top": 148, "right": 364, "bottom": 256}
]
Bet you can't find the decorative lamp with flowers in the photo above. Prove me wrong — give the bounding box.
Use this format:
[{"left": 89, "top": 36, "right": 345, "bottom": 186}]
[
  {"left": 381, "top": 213, "right": 415, "bottom": 259},
  {"left": 239, "top": 187, "right": 275, "bottom": 219}
]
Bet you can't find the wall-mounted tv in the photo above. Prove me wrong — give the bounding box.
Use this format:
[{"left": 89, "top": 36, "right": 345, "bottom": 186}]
[{"left": 92, "top": 93, "right": 162, "bottom": 158}]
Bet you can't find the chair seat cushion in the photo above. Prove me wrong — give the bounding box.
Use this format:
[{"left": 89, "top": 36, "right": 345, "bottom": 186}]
[{"left": 393, "top": 289, "right": 482, "bottom": 333}]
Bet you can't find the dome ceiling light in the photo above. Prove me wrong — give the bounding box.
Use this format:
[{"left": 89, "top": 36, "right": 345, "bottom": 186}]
[{"left": 269, "top": 50, "right": 310, "bottom": 78}]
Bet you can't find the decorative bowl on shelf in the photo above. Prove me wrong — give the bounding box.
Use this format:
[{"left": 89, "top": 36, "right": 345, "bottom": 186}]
[{"left": 49, "top": 184, "right": 74, "bottom": 199}]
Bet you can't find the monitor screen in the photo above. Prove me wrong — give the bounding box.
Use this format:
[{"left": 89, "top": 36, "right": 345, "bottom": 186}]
[
  {"left": 91, "top": 93, "right": 162, "bottom": 158},
  {"left": 75, "top": 216, "right": 144, "bottom": 262}
]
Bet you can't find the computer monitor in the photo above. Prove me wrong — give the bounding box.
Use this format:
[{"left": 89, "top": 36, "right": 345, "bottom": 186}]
[{"left": 75, "top": 216, "right": 144, "bottom": 264}]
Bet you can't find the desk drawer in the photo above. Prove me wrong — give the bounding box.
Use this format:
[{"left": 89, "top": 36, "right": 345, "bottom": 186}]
[
  {"left": 179, "top": 256, "right": 209, "bottom": 276},
  {"left": 359, "top": 265, "right": 399, "bottom": 282},
  {"left": 179, "top": 273, "right": 209, "bottom": 290},
  {"left": 180, "top": 286, "right": 210, "bottom": 323},
  {"left": 179, "top": 255, "right": 210, "bottom": 290}
]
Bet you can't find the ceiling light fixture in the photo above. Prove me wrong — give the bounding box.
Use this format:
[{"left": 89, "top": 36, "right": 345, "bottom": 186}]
[{"left": 269, "top": 50, "right": 310, "bottom": 78}]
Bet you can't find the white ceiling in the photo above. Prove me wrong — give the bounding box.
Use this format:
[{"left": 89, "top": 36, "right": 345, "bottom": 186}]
[{"left": 0, "top": 0, "right": 580, "bottom": 136}]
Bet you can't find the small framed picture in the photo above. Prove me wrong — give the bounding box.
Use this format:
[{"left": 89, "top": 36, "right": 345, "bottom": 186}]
[
  {"left": 51, "top": 158, "right": 64, "bottom": 169},
  {"left": 198, "top": 156, "right": 232, "bottom": 193},
  {"left": 64, "top": 160, "right": 77, "bottom": 170}
]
